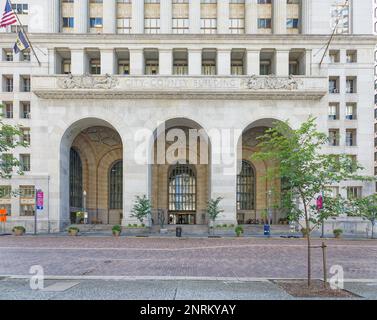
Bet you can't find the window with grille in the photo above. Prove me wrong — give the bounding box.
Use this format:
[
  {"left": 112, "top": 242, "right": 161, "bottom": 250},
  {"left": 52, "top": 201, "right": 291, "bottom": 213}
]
[
  {"left": 237, "top": 160, "right": 255, "bottom": 210},
  {"left": 168, "top": 165, "right": 196, "bottom": 212},
  {"left": 109, "top": 160, "right": 123, "bottom": 210},
  {"left": 69, "top": 148, "right": 83, "bottom": 209}
]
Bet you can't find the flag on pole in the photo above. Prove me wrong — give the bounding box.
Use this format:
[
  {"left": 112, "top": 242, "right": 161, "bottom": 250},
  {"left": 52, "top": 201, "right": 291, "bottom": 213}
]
[
  {"left": 0, "top": 0, "right": 16, "bottom": 28},
  {"left": 13, "top": 31, "right": 29, "bottom": 54}
]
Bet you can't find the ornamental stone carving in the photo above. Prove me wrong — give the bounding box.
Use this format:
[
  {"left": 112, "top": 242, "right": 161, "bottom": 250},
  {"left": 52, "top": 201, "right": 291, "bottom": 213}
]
[
  {"left": 58, "top": 74, "right": 119, "bottom": 90},
  {"left": 246, "top": 75, "right": 303, "bottom": 91}
]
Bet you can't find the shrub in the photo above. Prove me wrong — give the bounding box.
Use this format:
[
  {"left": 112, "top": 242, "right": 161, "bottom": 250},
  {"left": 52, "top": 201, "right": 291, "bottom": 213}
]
[
  {"left": 235, "top": 226, "right": 244, "bottom": 237},
  {"left": 333, "top": 229, "right": 343, "bottom": 238},
  {"left": 68, "top": 226, "right": 79, "bottom": 233},
  {"left": 112, "top": 225, "right": 122, "bottom": 233},
  {"left": 222, "top": 224, "right": 227, "bottom": 228},
  {"left": 12, "top": 226, "right": 25, "bottom": 233}
]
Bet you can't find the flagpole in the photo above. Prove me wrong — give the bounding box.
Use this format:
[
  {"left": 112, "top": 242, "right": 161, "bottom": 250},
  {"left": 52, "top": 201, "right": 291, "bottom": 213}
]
[
  {"left": 319, "top": 0, "right": 349, "bottom": 68},
  {"left": 8, "top": 0, "right": 41, "bottom": 66}
]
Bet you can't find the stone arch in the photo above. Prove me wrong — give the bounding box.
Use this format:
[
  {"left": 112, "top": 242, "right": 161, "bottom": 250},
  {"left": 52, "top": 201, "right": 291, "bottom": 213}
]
[
  {"left": 60, "top": 118, "right": 124, "bottom": 227},
  {"left": 149, "top": 117, "right": 212, "bottom": 225},
  {"left": 237, "top": 118, "right": 289, "bottom": 225}
]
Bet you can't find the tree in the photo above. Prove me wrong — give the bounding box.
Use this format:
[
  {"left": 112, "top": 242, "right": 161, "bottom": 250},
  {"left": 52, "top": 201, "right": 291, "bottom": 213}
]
[
  {"left": 252, "top": 116, "right": 369, "bottom": 287},
  {"left": 207, "top": 197, "right": 224, "bottom": 233},
  {"left": 131, "top": 195, "right": 152, "bottom": 225},
  {"left": 348, "top": 194, "right": 377, "bottom": 239},
  {"left": 0, "top": 106, "right": 28, "bottom": 198}
]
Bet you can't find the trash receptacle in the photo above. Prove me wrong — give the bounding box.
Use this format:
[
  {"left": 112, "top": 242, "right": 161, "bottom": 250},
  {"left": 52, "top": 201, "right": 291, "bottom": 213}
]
[
  {"left": 176, "top": 227, "right": 182, "bottom": 237},
  {"left": 264, "top": 224, "right": 270, "bottom": 236}
]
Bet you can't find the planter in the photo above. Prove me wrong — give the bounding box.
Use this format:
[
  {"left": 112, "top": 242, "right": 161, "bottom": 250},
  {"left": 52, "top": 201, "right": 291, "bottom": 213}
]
[
  {"left": 112, "top": 231, "right": 121, "bottom": 237},
  {"left": 13, "top": 229, "right": 25, "bottom": 236},
  {"left": 68, "top": 230, "right": 79, "bottom": 236},
  {"left": 12, "top": 226, "right": 25, "bottom": 236}
]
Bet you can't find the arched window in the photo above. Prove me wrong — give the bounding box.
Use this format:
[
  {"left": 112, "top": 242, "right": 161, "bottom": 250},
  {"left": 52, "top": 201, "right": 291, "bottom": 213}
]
[
  {"left": 168, "top": 164, "right": 196, "bottom": 211},
  {"left": 69, "top": 148, "right": 83, "bottom": 209},
  {"left": 109, "top": 160, "right": 123, "bottom": 209},
  {"left": 237, "top": 160, "right": 255, "bottom": 210}
]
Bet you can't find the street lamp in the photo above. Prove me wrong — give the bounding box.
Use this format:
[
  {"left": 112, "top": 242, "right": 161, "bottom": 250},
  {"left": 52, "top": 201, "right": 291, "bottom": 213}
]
[
  {"left": 83, "top": 190, "right": 88, "bottom": 224},
  {"left": 267, "top": 190, "right": 273, "bottom": 225}
]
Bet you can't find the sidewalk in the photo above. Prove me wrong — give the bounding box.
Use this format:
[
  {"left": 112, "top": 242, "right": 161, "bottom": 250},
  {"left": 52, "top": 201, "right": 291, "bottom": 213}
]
[{"left": 0, "top": 277, "right": 376, "bottom": 300}]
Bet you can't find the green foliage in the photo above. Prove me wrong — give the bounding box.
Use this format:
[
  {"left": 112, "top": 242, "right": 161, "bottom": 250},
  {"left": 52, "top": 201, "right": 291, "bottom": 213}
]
[
  {"left": 131, "top": 195, "right": 152, "bottom": 224},
  {"left": 0, "top": 106, "right": 29, "bottom": 179},
  {"left": 347, "top": 194, "right": 377, "bottom": 238},
  {"left": 235, "top": 225, "right": 244, "bottom": 236},
  {"left": 12, "top": 226, "right": 25, "bottom": 233},
  {"left": 68, "top": 226, "right": 79, "bottom": 233},
  {"left": 252, "top": 116, "right": 370, "bottom": 234},
  {"left": 333, "top": 229, "right": 343, "bottom": 237},
  {"left": 207, "top": 197, "right": 224, "bottom": 223},
  {"left": 112, "top": 225, "right": 122, "bottom": 233}
]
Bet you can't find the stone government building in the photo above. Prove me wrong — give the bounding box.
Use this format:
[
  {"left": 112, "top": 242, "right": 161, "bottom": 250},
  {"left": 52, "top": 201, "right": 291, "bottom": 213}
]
[{"left": 0, "top": 0, "right": 375, "bottom": 233}]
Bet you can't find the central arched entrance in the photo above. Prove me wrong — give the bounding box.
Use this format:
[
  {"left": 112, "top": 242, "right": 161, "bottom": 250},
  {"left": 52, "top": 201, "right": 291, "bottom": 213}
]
[
  {"left": 150, "top": 118, "right": 211, "bottom": 225},
  {"left": 62, "top": 119, "right": 123, "bottom": 225}
]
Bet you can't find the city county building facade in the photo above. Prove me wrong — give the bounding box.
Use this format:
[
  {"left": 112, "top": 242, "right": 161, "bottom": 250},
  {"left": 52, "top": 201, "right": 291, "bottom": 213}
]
[{"left": 0, "top": 0, "right": 375, "bottom": 233}]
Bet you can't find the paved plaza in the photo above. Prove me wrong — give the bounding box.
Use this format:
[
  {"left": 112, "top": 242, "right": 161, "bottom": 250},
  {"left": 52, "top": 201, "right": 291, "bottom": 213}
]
[{"left": 0, "top": 236, "right": 376, "bottom": 299}]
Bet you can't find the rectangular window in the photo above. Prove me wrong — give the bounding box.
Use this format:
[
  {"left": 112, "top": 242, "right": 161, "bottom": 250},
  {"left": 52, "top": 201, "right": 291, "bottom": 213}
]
[
  {"left": 90, "top": 17, "right": 103, "bottom": 28},
  {"left": 21, "top": 128, "right": 30, "bottom": 144},
  {"left": 21, "top": 76, "right": 31, "bottom": 92},
  {"left": 4, "top": 76, "right": 13, "bottom": 92},
  {"left": 346, "top": 129, "right": 357, "bottom": 147},
  {"left": 229, "top": 18, "right": 245, "bottom": 34},
  {"left": 286, "top": 18, "right": 299, "bottom": 29},
  {"left": 90, "top": 59, "right": 101, "bottom": 75},
  {"left": 20, "top": 154, "right": 30, "bottom": 172},
  {"left": 329, "top": 77, "right": 339, "bottom": 94},
  {"left": 117, "top": 18, "right": 131, "bottom": 34},
  {"left": 345, "top": 103, "right": 357, "bottom": 120},
  {"left": 20, "top": 102, "right": 31, "bottom": 119},
  {"left": 328, "top": 103, "right": 339, "bottom": 120},
  {"left": 118, "top": 60, "right": 130, "bottom": 75},
  {"left": 201, "top": 18, "right": 217, "bottom": 34},
  {"left": 328, "top": 129, "right": 339, "bottom": 146},
  {"left": 11, "top": 3, "right": 28, "bottom": 15},
  {"left": 347, "top": 187, "right": 362, "bottom": 200},
  {"left": 3, "top": 102, "right": 13, "bottom": 119},
  {"left": 172, "top": 18, "right": 189, "bottom": 34},
  {"left": 144, "top": 18, "right": 160, "bottom": 34},
  {"left": 346, "top": 77, "right": 356, "bottom": 93},
  {"left": 63, "top": 17, "right": 74, "bottom": 28},
  {"left": 258, "top": 18, "right": 271, "bottom": 29}
]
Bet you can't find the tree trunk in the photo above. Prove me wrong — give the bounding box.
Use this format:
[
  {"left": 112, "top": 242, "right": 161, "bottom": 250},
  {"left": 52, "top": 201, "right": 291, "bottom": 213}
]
[{"left": 303, "top": 200, "right": 311, "bottom": 287}]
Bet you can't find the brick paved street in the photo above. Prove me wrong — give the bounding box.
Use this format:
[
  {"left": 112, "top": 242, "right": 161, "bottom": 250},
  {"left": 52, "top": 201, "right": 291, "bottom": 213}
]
[{"left": 1, "top": 236, "right": 376, "bottom": 280}]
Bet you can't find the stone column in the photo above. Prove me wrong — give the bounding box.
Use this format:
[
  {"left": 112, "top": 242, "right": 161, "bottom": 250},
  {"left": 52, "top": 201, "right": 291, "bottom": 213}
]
[
  {"left": 71, "top": 49, "right": 88, "bottom": 74},
  {"left": 48, "top": 49, "right": 57, "bottom": 74},
  {"left": 246, "top": 49, "right": 260, "bottom": 75},
  {"left": 132, "top": 0, "right": 144, "bottom": 34},
  {"left": 211, "top": 163, "right": 238, "bottom": 226},
  {"left": 275, "top": 50, "right": 289, "bottom": 76},
  {"left": 188, "top": 49, "right": 202, "bottom": 75},
  {"left": 160, "top": 0, "right": 172, "bottom": 34},
  {"left": 217, "top": 0, "right": 229, "bottom": 34},
  {"left": 245, "top": 0, "right": 258, "bottom": 34},
  {"left": 103, "top": 0, "right": 116, "bottom": 34},
  {"left": 189, "top": 0, "right": 201, "bottom": 34},
  {"left": 301, "top": 0, "right": 311, "bottom": 34},
  {"left": 217, "top": 49, "right": 231, "bottom": 75},
  {"left": 48, "top": 0, "right": 60, "bottom": 33},
  {"left": 122, "top": 130, "right": 150, "bottom": 226},
  {"left": 74, "top": 0, "right": 88, "bottom": 33},
  {"left": 272, "top": 0, "right": 286, "bottom": 34},
  {"left": 100, "top": 49, "right": 116, "bottom": 74},
  {"left": 129, "top": 49, "right": 144, "bottom": 75},
  {"left": 159, "top": 49, "right": 173, "bottom": 75}
]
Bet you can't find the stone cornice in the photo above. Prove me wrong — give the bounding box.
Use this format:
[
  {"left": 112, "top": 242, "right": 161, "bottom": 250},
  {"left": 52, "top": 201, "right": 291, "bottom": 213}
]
[
  {"left": 32, "top": 74, "right": 328, "bottom": 101},
  {"left": 0, "top": 33, "right": 376, "bottom": 46}
]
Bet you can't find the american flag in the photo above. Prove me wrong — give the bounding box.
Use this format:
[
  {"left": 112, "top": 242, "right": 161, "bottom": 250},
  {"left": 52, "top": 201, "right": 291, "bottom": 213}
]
[{"left": 0, "top": 0, "right": 17, "bottom": 28}]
